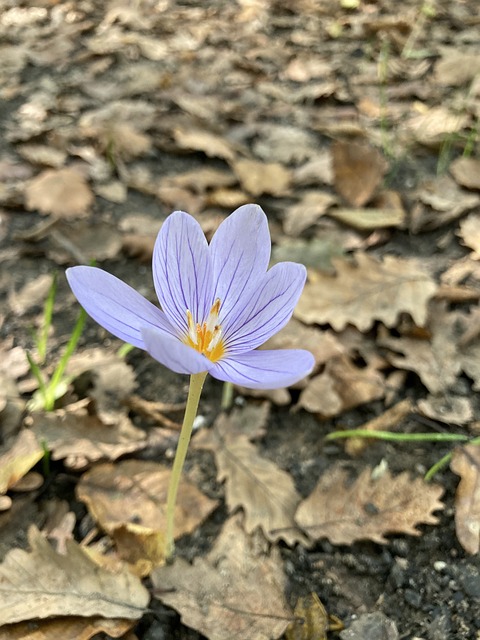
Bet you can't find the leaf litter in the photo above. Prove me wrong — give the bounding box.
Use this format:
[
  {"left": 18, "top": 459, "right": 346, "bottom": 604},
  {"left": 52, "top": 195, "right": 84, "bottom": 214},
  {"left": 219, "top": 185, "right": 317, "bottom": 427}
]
[{"left": 1, "top": 0, "right": 480, "bottom": 637}]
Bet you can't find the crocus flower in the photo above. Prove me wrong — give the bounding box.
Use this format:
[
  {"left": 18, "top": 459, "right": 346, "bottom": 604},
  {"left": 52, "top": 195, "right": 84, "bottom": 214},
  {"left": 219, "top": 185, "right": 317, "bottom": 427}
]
[{"left": 66, "top": 204, "right": 314, "bottom": 389}]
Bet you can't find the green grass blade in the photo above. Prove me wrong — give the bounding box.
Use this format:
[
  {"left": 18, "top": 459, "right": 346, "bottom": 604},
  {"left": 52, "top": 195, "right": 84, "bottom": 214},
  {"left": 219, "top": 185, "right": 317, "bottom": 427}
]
[{"left": 37, "top": 273, "right": 57, "bottom": 363}]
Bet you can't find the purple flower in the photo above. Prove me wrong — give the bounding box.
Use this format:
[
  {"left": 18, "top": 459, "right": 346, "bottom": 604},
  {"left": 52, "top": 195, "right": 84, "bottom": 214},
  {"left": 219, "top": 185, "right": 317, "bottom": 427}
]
[{"left": 66, "top": 205, "right": 314, "bottom": 389}]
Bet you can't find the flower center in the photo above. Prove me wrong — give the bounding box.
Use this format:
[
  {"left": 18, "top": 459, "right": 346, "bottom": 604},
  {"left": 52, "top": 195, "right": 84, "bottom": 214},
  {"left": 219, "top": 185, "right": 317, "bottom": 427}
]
[{"left": 184, "top": 298, "right": 225, "bottom": 362}]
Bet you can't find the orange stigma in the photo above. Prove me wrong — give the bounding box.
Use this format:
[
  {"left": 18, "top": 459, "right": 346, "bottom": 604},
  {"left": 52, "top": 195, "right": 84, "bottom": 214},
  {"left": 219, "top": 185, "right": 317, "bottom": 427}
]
[{"left": 184, "top": 298, "right": 225, "bottom": 362}]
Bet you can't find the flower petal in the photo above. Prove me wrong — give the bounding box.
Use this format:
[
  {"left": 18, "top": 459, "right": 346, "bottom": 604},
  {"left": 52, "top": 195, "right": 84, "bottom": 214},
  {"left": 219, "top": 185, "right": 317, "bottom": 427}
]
[
  {"left": 222, "top": 262, "right": 307, "bottom": 354},
  {"left": 152, "top": 211, "right": 213, "bottom": 333},
  {"left": 66, "top": 266, "right": 174, "bottom": 349},
  {"left": 209, "top": 204, "right": 271, "bottom": 325},
  {"left": 210, "top": 349, "right": 315, "bottom": 389},
  {"left": 141, "top": 327, "right": 210, "bottom": 375}
]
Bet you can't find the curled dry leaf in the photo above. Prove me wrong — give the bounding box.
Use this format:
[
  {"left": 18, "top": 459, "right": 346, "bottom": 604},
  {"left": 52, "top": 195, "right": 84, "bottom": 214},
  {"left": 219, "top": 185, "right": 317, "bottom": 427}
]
[
  {"left": 458, "top": 213, "right": 480, "bottom": 259},
  {"left": 0, "top": 429, "right": 44, "bottom": 496},
  {"left": 450, "top": 157, "right": 480, "bottom": 191},
  {"left": 283, "top": 191, "right": 336, "bottom": 236},
  {"left": 152, "top": 516, "right": 291, "bottom": 640},
  {"left": 0, "top": 526, "right": 149, "bottom": 626},
  {"left": 451, "top": 445, "right": 480, "bottom": 555},
  {"left": 406, "top": 106, "right": 469, "bottom": 147},
  {"left": 295, "top": 465, "right": 444, "bottom": 545},
  {"left": 173, "top": 128, "right": 236, "bottom": 162},
  {"left": 295, "top": 252, "right": 437, "bottom": 332},
  {"left": 195, "top": 405, "right": 306, "bottom": 545},
  {"left": 25, "top": 168, "right": 94, "bottom": 219},
  {"left": 298, "top": 355, "right": 385, "bottom": 417},
  {"left": 76, "top": 460, "right": 218, "bottom": 570}
]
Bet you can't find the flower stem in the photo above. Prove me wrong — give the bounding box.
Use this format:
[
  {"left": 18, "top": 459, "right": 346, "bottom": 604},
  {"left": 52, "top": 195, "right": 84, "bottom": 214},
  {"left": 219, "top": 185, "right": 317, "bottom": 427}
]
[{"left": 165, "top": 371, "right": 207, "bottom": 561}]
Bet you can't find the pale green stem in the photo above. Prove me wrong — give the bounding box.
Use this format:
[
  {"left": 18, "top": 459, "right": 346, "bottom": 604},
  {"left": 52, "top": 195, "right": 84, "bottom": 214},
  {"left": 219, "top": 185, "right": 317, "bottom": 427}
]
[{"left": 165, "top": 371, "right": 207, "bottom": 560}]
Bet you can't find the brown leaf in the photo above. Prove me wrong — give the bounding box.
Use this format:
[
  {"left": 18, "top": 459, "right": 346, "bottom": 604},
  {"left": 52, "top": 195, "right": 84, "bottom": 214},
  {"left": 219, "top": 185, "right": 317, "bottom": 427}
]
[
  {"left": 29, "top": 409, "right": 146, "bottom": 470},
  {"left": 8, "top": 274, "right": 52, "bottom": 316},
  {"left": 25, "top": 168, "right": 94, "bottom": 219},
  {"left": 285, "top": 593, "right": 329, "bottom": 640},
  {"left": 458, "top": 213, "right": 480, "bottom": 259},
  {"left": 283, "top": 191, "right": 336, "bottom": 236},
  {"left": 0, "top": 617, "right": 134, "bottom": 640},
  {"left": 152, "top": 516, "right": 291, "bottom": 640},
  {"left": 76, "top": 460, "right": 218, "bottom": 568},
  {"left": 332, "top": 140, "right": 387, "bottom": 207},
  {"left": 450, "top": 157, "right": 480, "bottom": 191},
  {"left": 451, "top": 445, "right": 480, "bottom": 554},
  {"left": 0, "top": 429, "right": 44, "bottom": 496},
  {"left": 298, "top": 355, "right": 384, "bottom": 417},
  {"left": 195, "top": 407, "right": 306, "bottom": 545},
  {"left": 17, "top": 144, "right": 67, "bottom": 169},
  {"left": 434, "top": 49, "right": 480, "bottom": 87},
  {"left": 417, "top": 395, "right": 474, "bottom": 427},
  {"left": 406, "top": 106, "right": 469, "bottom": 147},
  {"left": 232, "top": 158, "right": 291, "bottom": 196},
  {"left": 295, "top": 253, "right": 437, "bottom": 332},
  {"left": 174, "top": 128, "right": 236, "bottom": 162},
  {"left": 0, "top": 526, "right": 149, "bottom": 625},
  {"left": 295, "top": 465, "right": 444, "bottom": 545},
  {"left": 327, "top": 203, "right": 405, "bottom": 230}
]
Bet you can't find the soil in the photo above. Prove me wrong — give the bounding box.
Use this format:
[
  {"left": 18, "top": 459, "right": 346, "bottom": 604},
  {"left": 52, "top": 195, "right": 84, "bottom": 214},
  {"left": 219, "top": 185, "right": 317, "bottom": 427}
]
[{"left": 1, "top": 1, "right": 480, "bottom": 639}]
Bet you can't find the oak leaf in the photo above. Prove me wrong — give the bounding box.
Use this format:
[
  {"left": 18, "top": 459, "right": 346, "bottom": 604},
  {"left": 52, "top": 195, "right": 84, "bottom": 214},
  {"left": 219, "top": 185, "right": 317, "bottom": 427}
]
[
  {"left": 194, "top": 406, "right": 306, "bottom": 545},
  {"left": 0, "top": 526, "right": 149, "bottom": 625},
  {"left": 295, "top": 465, "right": 444, "bottom": 545},
  {"left": 332, "top": 140, "right": 386, "bottom": 207},
  {"left": 0, "top": 429, "right": 44, "bottom": 496},
  {"left": 295, "top": 253, "right": 437, "bottom": 331},
  {"left": 232, "top": 158, "right": 291, "bottom": 197},
  {"left": 0, "top": 617, "right": 134, "bottom": 640},
  {"left": 25, "top": 168, "right": 93, "bottom": 219},
  {"left": 451, "top": 445, "right": 480, "bottom": 554},
  {"left": 152, "top": 516, "right": 291, "bottom": 640}
]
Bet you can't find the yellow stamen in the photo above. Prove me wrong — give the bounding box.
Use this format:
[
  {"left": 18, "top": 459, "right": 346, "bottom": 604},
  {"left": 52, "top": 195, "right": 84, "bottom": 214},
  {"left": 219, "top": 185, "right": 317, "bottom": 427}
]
[{"left": 184, "top": 299, "right": 225, "bottom": 362}]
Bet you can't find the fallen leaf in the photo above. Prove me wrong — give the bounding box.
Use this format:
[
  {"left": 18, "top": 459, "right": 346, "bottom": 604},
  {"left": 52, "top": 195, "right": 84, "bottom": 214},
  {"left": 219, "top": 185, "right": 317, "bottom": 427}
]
[
  {"left": 295, "top": 253, "right": 437, "bottom": 332},
  {"left": 95, "top": 180, "right": 127, "bottom": 203},
  {"left": 332, "top": 140, "right": 387, "bottom": 207},
  {"left": 283, "top": 191, "right": 336, "bottom": 236},
  {"left": 417, "top": 175, "right": 480, "bottom": 218},
  {"left": 152, "top": 516, "right": 291, "bottom": 640},
  {"left": 296, "top": 465, "right": 444, "bottom": 545},
  {"left": 76, "top": 460, "right": 218, "bottom": 569},
  {"left": 327, "top": 205, "right": 404, "bottom": 230},
  {"left": 195, "top": 406, "right": 306, "bottom": 545},
  {"left": 0, "top": 429, "right": 44, "bottom": 496},
  {"left": 406, "top": 106, "right": 469, "bottom": 147},
  {"left": 293, "top": 152, "right": 333, "bottom": 187},
  {"left": 29, "top": 409, "right": 146, "bottom": 470},
  {"left": 17, "top": 144, "right": 67, "bottom": 168},
  {"left": 232, "top": 158, "right": 291, "bottom": 196},
  {"left": 450, "top": 157, "right": 480, "bottom": 191},
  {"left": 8, "top": 273, "right": 52, "bottom": 316},
  {"left": 286, "top": 593, "right": 329, "bottom": 640},
  {"left": 418, "top": 395, "right": 474, "bottom": 427},
  {"left": 0, "top": 617, "right": 134, "bottom": 640},
  {"left": 458, "top": 213, "right": 480, "bottom": 259},
  {"left": 25, "top": 168, "right": 94, "bottom": 219},
  {"left": 298, "top": 355, "right": 385, "bottom": 417},
  {"left": 0, "top": 526, "right": 149, "bottom": 625},
  {"left": 174, "top": 128, "right": 236, "bottom": 162},
  {"left": 451, "top": 445, "right": 480, "bottom": 554},
  {"left": 434, "top": 49, "right": 480, "bottom": 87}
]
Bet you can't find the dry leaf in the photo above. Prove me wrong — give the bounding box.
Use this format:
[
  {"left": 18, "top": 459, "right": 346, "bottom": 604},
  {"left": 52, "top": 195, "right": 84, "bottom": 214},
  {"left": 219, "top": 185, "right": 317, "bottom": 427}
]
[
  {"left": 298, "top": 355, "right": 384, "bottom": 417},
  {"left": 283, "top": 191, "right": 336, "bottom": 236},
  {"left": 152, "top": 516, "right": 291, "bottom": 640},
  {"left": 0, "top": 429, "right": 44, "bottom": 496},
  {"left": 380, "top": 305, "right": 461, "bottom": 394},
  {"left": 25, "top": 168, "right": 94, "bottom": 219},
  {"left": 195, "top": 407, "right": 306, "bottom": 545},
  {"left": 417, "top": 395, "right": 474, "bottom": 427},
  {"left": 76, "top": 460, "right": 218, "bottom": 569},
  {"left": 8, "top": 274, "right": 52, "bottom": 316},
  {"left": 434, "top": 49, "right": 480, "bottom": 87},
  {"left": 327, "top": 205, "right": 404, "bottom": 230},
  {"left": 296, "top": 465, "right": 444, "bottom": 545},
  {"left": 0, "top": 526, "right": 149, "bottom": 625},
  {"left": 286, "top": 593, "right": 329, "bottom": 640},
  {"left": 458, "top": 214, "right": 480, "bottom": 259},
  {"left": 451, "top": 445, "right": 480, "bottom": 555},
  {"left": 17, "top": 144, "right": 67, "bottom": 168},
  {"left": 332, "top": 140, "right": 387, "bottom": 207},
  {"left": 295, "top": 253, "right": 437, "bottom": 332},
  {"left": 406, "top": 106, "right": 469, "bottom": 147},
  {"left": 232, "top": 158, "right": 291, "bottom": 197},
  {"left": 450, "top": 157, "right": 480, "bottom": 191},
  {"left": 0, "top": 617, "right": 134, "bottom": 640},
  {"left": 95, "top": 180, "right": 127, "bottom": 203},
  {"left": 29, "top": 409, "right": 146, "bottom": 469},
  {"left": 174, "top": 128, "right": 236, "bottom": 162},
  {"left": 293, "top": 152, "right": 333, "bottom": 187}
]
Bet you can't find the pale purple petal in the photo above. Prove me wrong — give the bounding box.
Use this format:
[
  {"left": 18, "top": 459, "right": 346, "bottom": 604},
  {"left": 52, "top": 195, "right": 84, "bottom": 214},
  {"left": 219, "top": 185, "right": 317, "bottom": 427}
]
[
  {"left": 66, "top": 266, "right": 175, "bottom": 349},
  {"left": 210, "top": 349, "right": 315, "bottom": 389},
  {"left": 209, "top": 204, "right": 271, "bottom": 325},
  {"left": 141, "top": 327, "right": 210, "bottom": 375},
  {"left": 152, "top": 211, "right": 213, "bottom": 332},
  {"left": 222, "top": 262, "right": 306, "bottom": 354}
]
